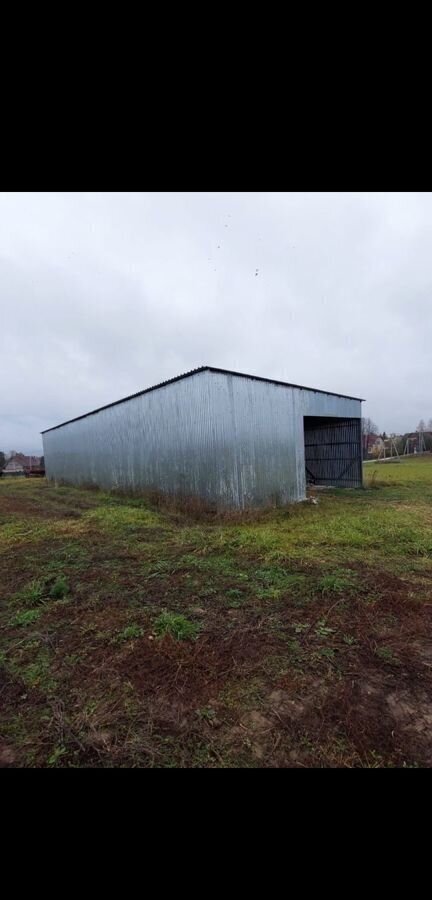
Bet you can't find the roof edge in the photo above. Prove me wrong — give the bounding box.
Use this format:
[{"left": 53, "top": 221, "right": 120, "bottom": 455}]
[
  {"left": 206, "top": 367, "right": 364, "bottom": 403},
  {"left": 42, "top": 366, "right": 364, "bottom": 435},
  {"left": 41, "top": 367, "right": 209, "bottom": 434}
]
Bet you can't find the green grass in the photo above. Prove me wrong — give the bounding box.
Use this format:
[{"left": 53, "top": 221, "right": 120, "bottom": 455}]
[
  {"left": 49, "top": 576, "right": 69, "bottom": 600},
  {"left": 16, "top": 579, "right": 45, "bottom": 607},
  {"left": 1, "top": 457, "right": 432, "bottom": 768},
  {"left": 153, "top": 612, "right": 200, "bottom": 641},
  {"left": 116, "top": 624, "right": 144, "bottom": 642},
  {"left": 9, "top": 609, "right": 42, "bottom": 628},
  {"left": 317, "top": 571, "right": 357, "bottom": 594}
]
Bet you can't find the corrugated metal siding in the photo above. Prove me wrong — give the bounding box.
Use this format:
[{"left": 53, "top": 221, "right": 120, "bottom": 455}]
[{"left": 43, "top": 370, "right": 363, "bottom": 507}]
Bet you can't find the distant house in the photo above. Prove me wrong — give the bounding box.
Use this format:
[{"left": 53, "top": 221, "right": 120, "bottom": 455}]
[
  {"left": 1, "top": 454, "right": 42, "bottom": 477},
  {"left": 364, "top": 434, "right": 385, "bottom": 458},
  {"left": 404, "top": 432, "right": 432, "bottom": 453}
]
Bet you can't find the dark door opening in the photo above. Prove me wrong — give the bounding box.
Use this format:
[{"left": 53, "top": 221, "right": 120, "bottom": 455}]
[{"left": 304, "top": 416, "right": 363, "bottom": 488}]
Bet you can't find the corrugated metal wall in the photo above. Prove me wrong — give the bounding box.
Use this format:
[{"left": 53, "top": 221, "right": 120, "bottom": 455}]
[{"left": 43, "top": 370, "right": 363, "bottom": 507}]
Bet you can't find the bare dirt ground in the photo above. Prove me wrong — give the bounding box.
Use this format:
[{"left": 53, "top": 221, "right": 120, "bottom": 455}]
[{"left": 1, "top": 457, "right": 432, "bottom": 767}]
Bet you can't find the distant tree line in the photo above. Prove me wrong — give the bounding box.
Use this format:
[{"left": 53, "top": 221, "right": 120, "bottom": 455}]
[{"left": 362, "top": 418, "right": 379, "bottom": 437}]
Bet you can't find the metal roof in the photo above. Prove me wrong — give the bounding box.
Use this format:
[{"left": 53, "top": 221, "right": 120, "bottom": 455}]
[{"left": 41, "top": 366, "right": 364, "bottom": 434}]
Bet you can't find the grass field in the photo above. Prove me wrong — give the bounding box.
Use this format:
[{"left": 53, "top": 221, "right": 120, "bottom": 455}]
[{"left": 1, "top": 456, "right": 432, "bottom": 768}]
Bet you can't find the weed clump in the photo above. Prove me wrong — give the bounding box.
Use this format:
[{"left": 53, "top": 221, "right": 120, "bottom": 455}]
[
  {"left": 17, "top": 580, "right": 45, "bottom": 607},
  {"left": 49, "top": 577, "right": 69, "bottom": 600},
  {"left": 154, "top": 612, "right": 200, "bottom": 641},
  {"left": 10, "top": 609, "right": 42, "bottom": 627},
  {"left": 116, "top": 624, "right": 144, "bottom": 642}
]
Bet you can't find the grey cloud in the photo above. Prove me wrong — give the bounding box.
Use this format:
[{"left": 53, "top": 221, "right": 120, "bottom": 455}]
[{"left": 1, "top": 191, "right": 431, "bottom": 453}]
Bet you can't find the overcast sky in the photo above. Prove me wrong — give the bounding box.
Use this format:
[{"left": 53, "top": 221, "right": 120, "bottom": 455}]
[{"left": 1, "top": 191, "right": 431, "bottom": 453}]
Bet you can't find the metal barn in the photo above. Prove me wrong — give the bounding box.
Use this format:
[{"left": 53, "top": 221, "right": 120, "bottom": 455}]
[{"left": 42, "top": 367, "right": 364, "bottom": 508}]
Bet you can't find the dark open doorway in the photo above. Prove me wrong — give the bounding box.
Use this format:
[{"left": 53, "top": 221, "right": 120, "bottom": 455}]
[{"left": 304, "top": 417, "right": 363, "bottom": 488}]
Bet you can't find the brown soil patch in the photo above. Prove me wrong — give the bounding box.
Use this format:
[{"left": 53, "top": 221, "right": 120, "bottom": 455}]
[
  {"left": 118, "top": 630, "right": 279, "bottom": 708},
  {"left": 3, "top": 476, "right": 432, "bottom": 767},
  {"left": 0, "top": 742, "right": 16, "bottom": 767}
]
